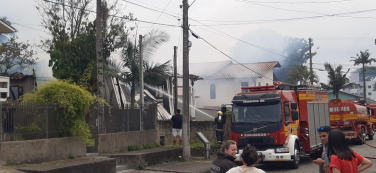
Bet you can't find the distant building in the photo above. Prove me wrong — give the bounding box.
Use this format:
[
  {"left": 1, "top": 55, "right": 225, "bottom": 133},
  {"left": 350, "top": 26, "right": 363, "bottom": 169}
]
[
  {"left": 190, "top": 61, "right": 281, "bottom": 109},
  {"left": 343, "top": 71, "right": 376, "bottom": 102}
]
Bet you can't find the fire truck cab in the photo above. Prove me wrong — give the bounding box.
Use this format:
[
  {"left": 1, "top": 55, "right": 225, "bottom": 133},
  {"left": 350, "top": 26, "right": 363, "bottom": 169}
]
[{"left": 228, "top": 82, "right": 330, "bottom": 169}]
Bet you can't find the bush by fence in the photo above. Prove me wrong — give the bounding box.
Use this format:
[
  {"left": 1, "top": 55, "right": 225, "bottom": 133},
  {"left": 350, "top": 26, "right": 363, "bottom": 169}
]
[{"left": 0, "top": 102, "right": 69, "bottom": 142}]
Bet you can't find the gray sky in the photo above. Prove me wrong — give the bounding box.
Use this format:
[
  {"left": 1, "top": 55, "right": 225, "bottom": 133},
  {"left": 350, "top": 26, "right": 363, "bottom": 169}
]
[{"left": 1, "top": 0, "right": 376, "bottom": 83}]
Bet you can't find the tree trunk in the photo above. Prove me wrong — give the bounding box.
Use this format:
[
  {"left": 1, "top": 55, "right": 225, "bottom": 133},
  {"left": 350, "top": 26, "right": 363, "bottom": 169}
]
[
  {"left": 131, "top": 82, "right": 136, "bottom": 109},
  {"left": 363, "top": 64, "right": 367, "bottom": 103}
]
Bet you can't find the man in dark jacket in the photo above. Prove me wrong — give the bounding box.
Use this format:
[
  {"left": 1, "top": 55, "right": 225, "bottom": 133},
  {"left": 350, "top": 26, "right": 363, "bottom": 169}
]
[
  {"left": 214, "top": 111, "right": 226, "bottom": 144},
  {"left": 210, "top": 140, "right": 237, "bottom": 173}
]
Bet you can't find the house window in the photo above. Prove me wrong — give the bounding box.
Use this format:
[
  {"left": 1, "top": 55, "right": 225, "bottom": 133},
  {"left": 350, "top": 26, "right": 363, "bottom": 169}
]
[
  {"left": 258, "top": 82, "right": 261, "bottom": 86},
  {"left": 241, "top": 82, "right": 248, "bottom": 92},
  {"left": 10, "top": 86, "right": 23, "bottom": 100},
  {"left": 368, "top": 85, "right": 371, "bottom": 89},
  {"left": 210, "top": 84, "right": 216, "bottom": 99},
  {"left": 355, "top": 86, "right": 358, "bottom": 89},
  {"left": 369, "top": 92, "right": 372, "bottom": 96},
  {"left": 284, "top": 102, "right": 290, "bottom": 125},
  {"left": 241, "top": 82, "right": 248, "bottom": 87}
]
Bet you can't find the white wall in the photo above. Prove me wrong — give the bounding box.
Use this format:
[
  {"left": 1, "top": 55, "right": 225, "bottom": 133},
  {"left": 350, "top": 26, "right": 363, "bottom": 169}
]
[{"left": 194, "top": 71, "right": 274, "bottom": 108}]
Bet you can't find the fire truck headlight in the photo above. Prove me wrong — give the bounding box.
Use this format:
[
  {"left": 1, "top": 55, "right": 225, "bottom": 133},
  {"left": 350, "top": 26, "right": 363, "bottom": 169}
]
[{"left": 275, "top": 148, "right": 289, "bottom": 153}]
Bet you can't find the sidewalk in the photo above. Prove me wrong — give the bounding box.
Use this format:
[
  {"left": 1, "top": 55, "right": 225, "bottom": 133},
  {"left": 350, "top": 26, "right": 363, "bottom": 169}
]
[{"left": 120, "top": 157, "right": 214, "bottom": 173}]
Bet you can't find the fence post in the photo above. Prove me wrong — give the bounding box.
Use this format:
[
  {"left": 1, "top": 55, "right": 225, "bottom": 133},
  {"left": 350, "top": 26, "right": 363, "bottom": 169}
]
[
  {"left": 45, "top": 103, "right": 48, "bottom": 139},
  {"left": 0, "top": 102, "right": 2, "bottom": 142},
  {"left": 127, "top": 104, "right": 129, "bottom": 132}
]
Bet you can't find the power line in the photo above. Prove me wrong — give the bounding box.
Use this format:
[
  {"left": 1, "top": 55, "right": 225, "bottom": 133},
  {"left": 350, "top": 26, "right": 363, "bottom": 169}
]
[
  {"left": 190, "top": 8, "right": 376, "bottom": 26},
  {"left": 189, "top": 0, "right": 198, "bottom": 7},
  {"left": 121, "top": 0, "right": 180, "bottom": 19},
  {"left": 12, "top": 23, "right": 46, "bottom": 33},
  {"left": 235, "top": 0, "right": 376, "bottom": 20},
  {"left": 43, "top": 0, "right": 180, "bottom": 27},
  {"left": 123, "top": 0, "right": 307, "bottom": 63},
  {"left": 190, "top": 29, "right": 274, "bottom": 81},
  {"left": 234, "top": 0, "right": 354, "bottom": 4},
  {"left": 146, "top": 0, "right": 173, "bottom": 33}
]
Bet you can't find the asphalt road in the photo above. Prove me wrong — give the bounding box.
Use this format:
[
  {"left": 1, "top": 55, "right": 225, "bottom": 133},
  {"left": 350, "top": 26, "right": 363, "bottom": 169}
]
[
  {"left": 258, "top": 138, "right": 376, "bottom": 173},
  {"left": 124, "top": 137, "right": 376, "bottom": 173}
]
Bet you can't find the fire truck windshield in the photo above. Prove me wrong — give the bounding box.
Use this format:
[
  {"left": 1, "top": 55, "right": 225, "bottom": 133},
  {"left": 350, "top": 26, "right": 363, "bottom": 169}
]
[{"left": 232, "top": 101, "right": 282, "bottom": 123}]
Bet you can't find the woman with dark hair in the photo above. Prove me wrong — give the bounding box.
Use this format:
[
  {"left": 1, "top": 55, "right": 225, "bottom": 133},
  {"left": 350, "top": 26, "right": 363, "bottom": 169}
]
[
  {"left": 226, "top": 145, "right": 265, "bottom": 173},
  {"left": 327, "top": 129, "right": 372, "bottom": 173}
]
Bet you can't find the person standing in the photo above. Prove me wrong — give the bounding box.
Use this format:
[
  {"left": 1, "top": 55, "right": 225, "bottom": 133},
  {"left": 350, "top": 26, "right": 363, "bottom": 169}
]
[
  {"left": 215, "top": 111, "right": 226, "bottom": 144},
  {"left": 327, "top": 129, "right": 372, "bottom": 173},
  {"left": 171, "top": 109, "right": 183, "bottom": 147},
  {"left": 226, "top": 145, "right": 265, "bottom": 173},
  {"left": 210, "top": 140, "right": 238, "bottom": 173},
  {"left": 313, "top": 126, "right": 331, "bottom": 173}
]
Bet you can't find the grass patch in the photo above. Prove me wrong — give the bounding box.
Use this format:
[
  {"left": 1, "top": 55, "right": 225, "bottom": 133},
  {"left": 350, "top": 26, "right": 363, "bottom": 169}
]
[
  {"left": 190, "top": 137, "right": 217, "bottom": 148},
  {"left": 128, "top": 143, "right": 161, "bottom": 151}
]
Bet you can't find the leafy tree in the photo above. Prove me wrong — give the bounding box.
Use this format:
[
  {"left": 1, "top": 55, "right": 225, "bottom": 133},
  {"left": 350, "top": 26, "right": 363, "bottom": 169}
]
[
  {"left": 320, "top": 63, "right": 355, "bottom": 99},
  {"left": 350, "top": 50, "right": 375, "bottom": 102},
  {"left": 36, "top": 0, "right": 131, "bottom": 88},
  {"left": 21, "top": 80, "right": 107, "bottom": 142},
  {"left": 286, "top": 64, "right": 319, "bottom": 85},
  {"left": 0, "top": 37, "right": 37, "bottom": 74},
  {"left": 107, "top": 29, "right": 171, "bottom": 108}
]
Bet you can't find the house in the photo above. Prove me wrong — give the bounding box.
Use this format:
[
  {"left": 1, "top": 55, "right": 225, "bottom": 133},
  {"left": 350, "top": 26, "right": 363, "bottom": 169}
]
[
  {"left": 190, "top": 60, "right": 281, "bottom": 109},
  {"left": 0, "top": 19, "right": 16, "bottom": 34},
  {"left": 5, "top": 72, "right": 37, "bottom": 101},
  {"left": 328, "top": 91, "right": 362, "bottom": 101}
]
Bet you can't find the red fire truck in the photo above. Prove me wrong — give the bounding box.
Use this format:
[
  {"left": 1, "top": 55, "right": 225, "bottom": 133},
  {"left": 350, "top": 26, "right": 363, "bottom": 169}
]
[
  {"left": 227, "top": 82, "right": 330, "bottom": 169},
  {"left": 366, "top": 104, "right": 376, "bottom": 133},
  {"left": 331, "top": 100, "right": 375, "bottom": 143}
]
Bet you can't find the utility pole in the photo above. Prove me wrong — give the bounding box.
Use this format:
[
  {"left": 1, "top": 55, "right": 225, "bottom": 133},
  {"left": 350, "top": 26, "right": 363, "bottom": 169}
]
[
  {"left": 182, "top": 0, "right": 190, "bottom": 160},
  {"left": 139, "top": 35, "right": 144, "bottom": 131},
  {"left": 309, "top": 38, "right": 313, "bottom": 85},
  {"left": 173, "top": 46, "right": 178, "bottom": 113},
  {"left": 96, "top": 0, "right": 105, "bottom": 134}
]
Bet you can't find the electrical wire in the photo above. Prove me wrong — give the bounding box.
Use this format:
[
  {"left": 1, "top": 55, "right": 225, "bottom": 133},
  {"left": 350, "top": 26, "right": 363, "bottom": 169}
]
[
  {"left": 43, "top": 0, "right": 180, "bottom": 27},
  {"left": 146, "top": 0, "right": 173, "bottom": 33},
  {"left": 190, "top": 29, "right": 274, "bottom": 81},
  {"left": 233, "top": 0, "right": 354, "bottom": 4},
  {"left": 12, "top": 23, "right": 46, "bottom": 33}
]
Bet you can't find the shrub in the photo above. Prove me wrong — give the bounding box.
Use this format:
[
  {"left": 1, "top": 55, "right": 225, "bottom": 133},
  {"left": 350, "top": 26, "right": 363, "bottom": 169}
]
[{"left": 21, "top": 80, "right": 108, "bottom": 143}]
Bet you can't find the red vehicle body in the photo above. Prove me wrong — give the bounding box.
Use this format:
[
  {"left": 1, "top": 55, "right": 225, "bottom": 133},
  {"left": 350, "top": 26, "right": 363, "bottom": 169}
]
[
  {"left": 229, "top": 82, "right": 329, "bottom": 169},
  {"left": 329, "top": 99, "right": 374, "bottom": 144},
  {"left": 366, "top": 104, "right": 376, "bottom": 131}
]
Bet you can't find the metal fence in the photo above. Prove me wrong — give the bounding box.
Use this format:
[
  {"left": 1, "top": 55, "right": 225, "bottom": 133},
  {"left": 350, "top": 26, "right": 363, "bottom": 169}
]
[
  {"left": 88, "top": 103, "right": 157, "bottom": 134},
  {"left": 0, "top": 102, "right": 69, "bottom": 142}
]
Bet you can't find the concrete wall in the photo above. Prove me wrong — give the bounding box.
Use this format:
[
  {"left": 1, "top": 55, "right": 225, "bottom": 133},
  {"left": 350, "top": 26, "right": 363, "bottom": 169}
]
[
  {"left": 157, "top": 121, "right": 216, "bottom": 145},
  {"left": 97, "top": 129, "right": 158, "bottom": 154},
  {"left": 0, "top": 137, "right": 86, "bottom": 165},
  {"left": 194, "top": 71, "right": 274, "bottom": 108}
]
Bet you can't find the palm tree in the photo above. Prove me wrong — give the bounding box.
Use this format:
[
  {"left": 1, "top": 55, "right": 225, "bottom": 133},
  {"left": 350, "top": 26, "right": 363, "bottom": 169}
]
[
  {"left": 286, "top": 64, "right": 319, "bottom": 85},
  {"left": 106, "top": 29, "right": 171, "bottom": 109},
  {"left": 350, "top": 50, "right": 375, "bottom": 102},
  {"left": 320, "top": 63, "right": 354, "bottom": 99}
]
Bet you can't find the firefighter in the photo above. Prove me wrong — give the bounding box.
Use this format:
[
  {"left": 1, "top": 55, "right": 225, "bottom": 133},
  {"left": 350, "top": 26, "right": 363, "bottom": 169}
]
[{"left": 215, "top": 111, "right": 226, "bottom": 144}]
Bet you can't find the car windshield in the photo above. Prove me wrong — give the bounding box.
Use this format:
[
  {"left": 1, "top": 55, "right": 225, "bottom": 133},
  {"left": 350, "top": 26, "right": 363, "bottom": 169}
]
[{"left": 232, "top": 101, "right": 282, "bottom": 123}]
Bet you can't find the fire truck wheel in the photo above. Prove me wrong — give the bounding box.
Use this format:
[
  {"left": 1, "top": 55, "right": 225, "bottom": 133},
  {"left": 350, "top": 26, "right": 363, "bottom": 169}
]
[
  {"left": 290, "top": 142, "right": 300, "bottom": 169},
  {"left": 368, "top": 126, "right": 374, "bottom": 140},
  {"left": 356, "top": 128, "right": 366, "bottom": 145}
]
